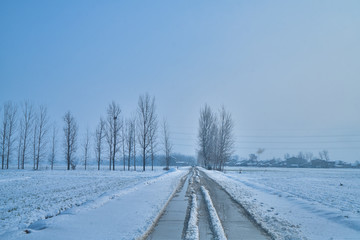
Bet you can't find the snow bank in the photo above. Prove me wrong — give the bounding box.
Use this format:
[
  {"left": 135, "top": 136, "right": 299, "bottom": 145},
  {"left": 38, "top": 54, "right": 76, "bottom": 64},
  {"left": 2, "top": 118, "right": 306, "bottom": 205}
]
[
  {"left": 203, "top": 168, "right": 360, "bottom": 240},
  {"left": 185, "top": 192, "right": 199, "bottom": 240},
  {"left": 201, "top": 186, "right": 227, "bottom": 240}
]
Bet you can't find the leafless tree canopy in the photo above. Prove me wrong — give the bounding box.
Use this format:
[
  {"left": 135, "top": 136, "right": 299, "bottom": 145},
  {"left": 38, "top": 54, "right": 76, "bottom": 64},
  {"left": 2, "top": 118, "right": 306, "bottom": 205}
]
[
  {"left": 49, "top": 123, "right": 57, "bottom": 170},
  {"left": 1, "top": 103, "right": 8, "bottom": 169},
  {"left": 149, "top": 109, "right": 158, "bottom": 171},
  {"left": 19, "top": 101, "right": 33, "bottom": 169},
  {"left": 137, "top": 93, "right": 157, "bottom": 171},
  {"left": 106, "top": 102, "right": 122, "bottom": 171},
  {"left": 197, "top": 104, "right": 215, "bottom": 168},
  {"left": 1, "top": 102, "right": 17, "bottom": 169},
  {"left": 83, "top": 128, "right": 90, "bottom": 170},
  {"left": 305, "top": 152, "right": 314, "bottom": 161},
  {"left": 216, "top": 106, "right": 235, "bottom": 170},
  {"left": 162, "top": 119, "right": 172, "bottom": 170},
  {"left": 63, "top": 111, "right": 78, "bottom": 170},
  {"left": 197, "top": 105, "right": 234, "bottom": 171},
  {"left": 124, "top": 117, "right": 136, "bottom": 171},
  {"left": 319, "top": 150, "right": 330, "bottom": 161},
  {"left": 95, "top": 118, "right": 106, "bottom": 170},
  {"left": 33, "top": 105, "right": 49, "bottom": 170}
]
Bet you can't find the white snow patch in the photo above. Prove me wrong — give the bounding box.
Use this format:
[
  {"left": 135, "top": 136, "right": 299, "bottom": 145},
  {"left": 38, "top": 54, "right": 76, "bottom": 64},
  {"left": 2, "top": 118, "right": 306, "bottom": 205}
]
[
  {"left": 195, "top": 176, "right": 200, "bottom": 183},
  {"left": 201, "top": 186, "right": 227, "bottom": 240},
  {"left": 185, "top": 193, "right": 199, "bottom": 240}
]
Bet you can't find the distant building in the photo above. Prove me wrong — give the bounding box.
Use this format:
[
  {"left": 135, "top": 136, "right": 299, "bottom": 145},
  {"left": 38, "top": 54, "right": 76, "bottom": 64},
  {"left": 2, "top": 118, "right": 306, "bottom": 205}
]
[
  {"left": 310, "top": 159, "right": 335, "bottom": 168},
  {"left": 286, "top": 157, "right": 308, "bottom": 168}
]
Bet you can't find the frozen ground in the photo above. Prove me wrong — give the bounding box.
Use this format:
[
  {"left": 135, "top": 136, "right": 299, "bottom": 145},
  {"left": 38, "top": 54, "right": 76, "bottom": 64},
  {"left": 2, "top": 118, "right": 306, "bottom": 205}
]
[
  {"left": 204, "top": 167, "right": 360, "bottom": 240},
  {"left": 0, "top": 167, "right": 188, "bottom": 239}
]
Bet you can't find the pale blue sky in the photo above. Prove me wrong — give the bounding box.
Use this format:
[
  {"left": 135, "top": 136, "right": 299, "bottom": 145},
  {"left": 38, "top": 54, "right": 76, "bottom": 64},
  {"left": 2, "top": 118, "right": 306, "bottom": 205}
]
[{"left": 1, "top": 1, "right": 360, "bottom": 162}]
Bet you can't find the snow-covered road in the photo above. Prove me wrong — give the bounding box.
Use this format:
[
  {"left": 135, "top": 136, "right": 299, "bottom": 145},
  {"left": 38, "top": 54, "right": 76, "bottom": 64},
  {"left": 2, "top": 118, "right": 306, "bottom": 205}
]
[{"left": 146, "top": 168, "right": 270, "bottom": 240}]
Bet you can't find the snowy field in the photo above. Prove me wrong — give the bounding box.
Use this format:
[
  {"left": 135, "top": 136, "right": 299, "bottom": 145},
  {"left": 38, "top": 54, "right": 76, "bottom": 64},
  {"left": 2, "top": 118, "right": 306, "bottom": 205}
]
[
  {"left": 204, "top": 167, "right": 360, "bottom": 240},
  {"left": 0, "top": 167, "right": 188, "bottom": 240}
]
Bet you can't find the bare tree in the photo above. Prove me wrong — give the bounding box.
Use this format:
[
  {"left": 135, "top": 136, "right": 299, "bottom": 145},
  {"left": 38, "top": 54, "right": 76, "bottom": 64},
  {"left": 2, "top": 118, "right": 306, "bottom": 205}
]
[
  {"left": 63, "top": 111, "right": 78, "bottom": 170},
  {"left": 162, "top": 119, "right": 172, "bottom": 170},
  {"left": 305, "top": 152, "right": 314, "bottom": 161},
  {"left": 197, "top": 104, "right": 217, "bottom": 169},
  {"left": 19, "top": 101, "right": 33, "bottom": 169},
  {"left": 122, "top": 119, "right": 126, "bottom": 171},
  {"left": 32, "top": 105, "right": 49, "bottom": 170},
  {"left": 1, "top": 102, "right": 17, "bottom": 169},
  {"left": 5, "top": 102, "right": 17, "bottom": 169},
  {"left": 106, "top": 118, "right": 113, "bottom": 170},
  {"left": 123, "top": 117, "right": 135, "bottom": 171},
  {"left": 197, "top": 105, "right": 235, "bottom": 171},
  {"left": 209, "top": 118, "right": 218, "bottom": 169},
  {"left": 83, "top": 128, "right": 90, "bottom": 170},
  {"left": 94, "top": 118, "right": 106, "bottom": 170},
  {"left": 49, "top": 123, "right": 57, "bottom": 170},
  {"left": 319, "top": 150, "right": 330, "bottom": 161},
  {"left": 1, "top": 105, "right": 6, "bottom": 169},
  {"left": 149, "top": 111, "right": 158, "bottom": 171},
  {"left": 126, "top": 117, "right": 136, "bottom": 171},
  {"left": 17, "top": 127, "right": 23, "bottom": 169},
  {"left": 137, "top": 93, "right": 156, "bottom": 171},
  {"left": 32, "top": 114, "right": 38, "bottom": 170},
  {"left": 216, "top": 106, "right": 234, "bottom": 171},
  {"left": 297, "top": 151, "right": 305, "bottom": 160},
  {"left": 106, "top": 102, "right": 122, "bottom": 171}
]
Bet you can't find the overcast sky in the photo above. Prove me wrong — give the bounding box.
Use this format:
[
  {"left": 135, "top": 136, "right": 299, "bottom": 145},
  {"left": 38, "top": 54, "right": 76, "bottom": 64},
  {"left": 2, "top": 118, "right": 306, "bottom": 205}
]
[{"left": 1, "top": 1, "right": 359, "bottom": 162}]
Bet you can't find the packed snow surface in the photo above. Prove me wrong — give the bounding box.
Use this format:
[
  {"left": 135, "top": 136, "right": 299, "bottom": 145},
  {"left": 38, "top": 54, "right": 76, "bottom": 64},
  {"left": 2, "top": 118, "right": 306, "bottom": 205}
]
[
  {"left": 185, "top": 191, "right": 199, "bottom": 240},
  {"left": 0, "top": 168, "right": 188, "bottom": 240},
  {"left": 201, "top": 186, "right": 227, "bottom": 240},
  {"left": 203, "top": 167, "right": 360, "bottom": 240}
]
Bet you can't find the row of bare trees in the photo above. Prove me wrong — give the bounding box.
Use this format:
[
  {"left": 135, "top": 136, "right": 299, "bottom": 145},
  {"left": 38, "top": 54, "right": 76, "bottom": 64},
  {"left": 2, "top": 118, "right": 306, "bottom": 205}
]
[
  {"left": 1, "top": 101, "right": 54, "bottom": 170},
  {"left": 284, "top": 150, "right": 330, "bottom": 161},
  {"left": 197, "top": 104, "right": 235, "bottom": 171},
  {"left": 69, "top": 93, "right": 171, "bottom": 171},
  {"left": 92, "top": 94, "right": 159, "bottom": 171},
  {"left": 1, "top": 93, "right": 173, "bottom": 171}
]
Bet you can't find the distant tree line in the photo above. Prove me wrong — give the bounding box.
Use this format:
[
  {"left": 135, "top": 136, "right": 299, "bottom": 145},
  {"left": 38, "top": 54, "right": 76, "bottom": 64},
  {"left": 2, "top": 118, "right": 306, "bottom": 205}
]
[
  {"left": 197, "top": 104, "right": 235, "bottom": 171},
  {"left": 0, "top": 93, "right": 173, "bottom": 171},
  {"left": 230, "top": 149, "right": 359, "bottom": 168}
]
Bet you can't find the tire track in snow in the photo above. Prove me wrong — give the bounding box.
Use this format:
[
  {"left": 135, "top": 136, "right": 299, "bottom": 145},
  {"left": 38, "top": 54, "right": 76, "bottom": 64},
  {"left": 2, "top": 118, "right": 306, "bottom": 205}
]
[
  {"left": 185, "top": 171, "right": 200, "bottom": 240},
  {"left": 185, "top": 191, "right": 199, "bottom": 240},
  {"left": 201, "top": 186, "right": 227, "bottom": 240}
]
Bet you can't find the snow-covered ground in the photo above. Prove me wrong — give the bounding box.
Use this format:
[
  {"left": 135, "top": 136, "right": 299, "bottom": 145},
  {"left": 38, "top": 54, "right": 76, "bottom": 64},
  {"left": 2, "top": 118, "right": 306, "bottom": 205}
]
[
  {"left": 203, "top": 167, "right": 360, "bottom": 240},
  {"left": 0, "top": 168, "right": 188, "bottom": 240}
]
